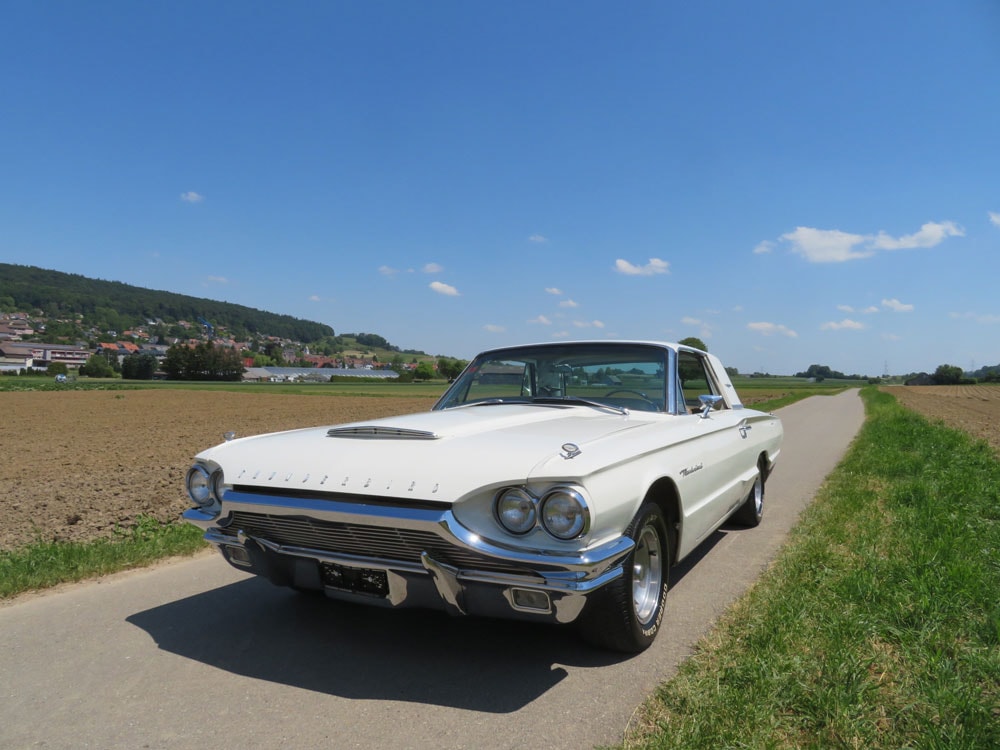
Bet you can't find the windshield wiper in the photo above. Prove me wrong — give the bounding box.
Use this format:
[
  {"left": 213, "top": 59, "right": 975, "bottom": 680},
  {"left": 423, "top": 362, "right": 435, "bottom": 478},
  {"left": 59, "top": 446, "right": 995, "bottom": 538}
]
[
  {"left": 445, "top": 398, "right": 527, "bottom": 410},
  {"left": 531, "top": 397, "right": 628, "bottom": 415}
]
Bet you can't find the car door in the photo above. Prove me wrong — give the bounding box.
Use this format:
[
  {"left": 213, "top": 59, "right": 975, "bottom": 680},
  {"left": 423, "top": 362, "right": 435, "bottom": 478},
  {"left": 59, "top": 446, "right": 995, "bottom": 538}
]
[{"left": 673, "top": 350, "right": 758, "bottom": 554}]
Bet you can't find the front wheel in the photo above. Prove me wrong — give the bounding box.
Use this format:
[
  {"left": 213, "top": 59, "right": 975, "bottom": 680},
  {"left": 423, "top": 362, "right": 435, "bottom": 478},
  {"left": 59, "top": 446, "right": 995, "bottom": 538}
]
[
  {"left": 734, "top": 459, "right": 766, "bottom": 527},
  {"left": 578, "top": 502, "right": 670, "bottom": 653}
]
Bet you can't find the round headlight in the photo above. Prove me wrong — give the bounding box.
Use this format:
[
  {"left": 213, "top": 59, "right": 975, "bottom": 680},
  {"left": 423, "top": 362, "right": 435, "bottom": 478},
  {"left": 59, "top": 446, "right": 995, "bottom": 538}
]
[
  {"left": 540, "top": 487, "right": 589, "bottom": 539},
  {"left": 494, "top": 488, "right": 537, "bottom": 535},
  {"left": 186, "top": 464, "right": 219, "bottom": 508}
]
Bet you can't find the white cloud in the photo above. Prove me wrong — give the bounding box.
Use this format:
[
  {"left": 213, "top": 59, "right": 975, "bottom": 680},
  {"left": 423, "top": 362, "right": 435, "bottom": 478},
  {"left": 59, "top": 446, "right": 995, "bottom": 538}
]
[
  {"left": 559, "top": 299, "right": 579, "bottom": 308},
  {"left": 821, "top": 319, "right": 866, "bottom": 331},
  {"left": 614, "top": 257, "right": 670, "bottom": 276},
  {"left": 528, "top": 315, "right": 552, "bottom": 325},
  {"left": 776, "top": 220, "right": 963, "bottom": 263},
  {"left": 862, "top": 306, "right": 880, "bottom": 314},
  {"left": 950, "top": 311, "right": 1000, "bottom": 324},
  {"left": 882, "top": 298, "right": 914, "bottom": 312},
  {"left": 205, "top": 276, "right": 228, "bottom": 284},
  {"left": 429, "top": 281, "right": 460, "bottom": 296},
  {"left": 837, "top": 305, "right": 855, "bottom": 313},
  {"left": 529, "top": 234, "right": 548, "bottom": 243},
  {"left": 747, "top": 321, "right": 798, "bottom": 338},
  {"left": 871, "top": 221, "right": 964, "bottom": 250},
  {"left": 545, "top": 287, "right": 562, "bottom": 295},
  {"left": 483, "top": 324, "right": 506, "bottom": 333},
  {"left": 572, "top": 320, "right": 604, "bottom": 328},
  {"left": 753, "top": 240, "right": 776, "bottom": 255},
  {"left": 781, "top": 227, "right": 873, "bottom": 263},
  {"left": 592, "top": 320, "right": 605, "bottom": 329},
  {"left": 378, "top": 265, "right": 400, "bottom": 276},
  {"left": 308, "top": 295, "right": 321, "bottom": 302},
  {"left": 180, "top": 191, "right": 203, "bottom": 203},
  {"left": 682, "top": 316, "right": 714, "bottom": 339},
  {"left": 422, "top": 262, "right": 443, "bottom": 273},
  {"left": 990, "top": 212, "right": 1000, "bottom": 228}
]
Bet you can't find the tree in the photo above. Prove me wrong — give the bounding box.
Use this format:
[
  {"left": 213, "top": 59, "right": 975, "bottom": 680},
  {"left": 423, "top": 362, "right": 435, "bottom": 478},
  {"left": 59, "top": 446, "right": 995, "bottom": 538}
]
[
  {"left": 932, "top": 364, "right": 964, "bottom": 385},
  {"left": 79, "top": 352, "right": 115, "bottom": 378},
  {"left": 47, "top": 362, "right": 69, "bottom": 376},
  {"left": 437, "top": 357, "right": 468, "bottom": 380},
  {"left": 122, "top": 353, "right": 157, "bottom": 380},
  {"left": 413, "top": 362, "right": 436, "bottom": 381}
]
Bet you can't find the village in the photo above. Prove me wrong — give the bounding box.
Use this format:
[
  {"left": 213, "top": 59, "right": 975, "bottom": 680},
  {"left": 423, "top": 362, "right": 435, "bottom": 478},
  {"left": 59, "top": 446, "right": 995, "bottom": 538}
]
[{"left": 0, "top": 311, "right": 407, "bottom": 381}]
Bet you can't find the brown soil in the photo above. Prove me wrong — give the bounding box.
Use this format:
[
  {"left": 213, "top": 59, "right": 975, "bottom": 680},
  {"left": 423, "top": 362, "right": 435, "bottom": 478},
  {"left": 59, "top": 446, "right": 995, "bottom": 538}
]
[
  {"left": 6, "top": 386, "right": 996, "bottom": 552},
  {"left": 883, "top": 385, "right": 1000, "bottom": 454},
  {"left": 1, "top": 391, "right": 431, "bottom": 551}
]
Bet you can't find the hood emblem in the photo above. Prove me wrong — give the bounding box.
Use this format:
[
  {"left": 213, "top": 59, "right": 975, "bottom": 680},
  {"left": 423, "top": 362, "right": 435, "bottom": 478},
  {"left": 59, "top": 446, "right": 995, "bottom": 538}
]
[{"left": 560, "top": 442, "right": 582, "bottom": 460}]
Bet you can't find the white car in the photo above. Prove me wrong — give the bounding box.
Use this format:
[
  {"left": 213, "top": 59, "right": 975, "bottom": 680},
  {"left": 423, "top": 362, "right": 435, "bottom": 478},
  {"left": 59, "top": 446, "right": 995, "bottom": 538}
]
[{"left": 184, "top": 341, "right": 782, "bottom": 652}]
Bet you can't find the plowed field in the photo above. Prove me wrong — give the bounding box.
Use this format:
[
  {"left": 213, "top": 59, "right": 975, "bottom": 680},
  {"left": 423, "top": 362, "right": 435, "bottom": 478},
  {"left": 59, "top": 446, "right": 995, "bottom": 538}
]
[
  {"left": 2, "top": 391, "right": 431, "bottom": 551},
  {"left": 5, "top": 386, "right": 996, "bottom": 552},
  {"left": 883, "top": 385, "right": 1000, "bottom": 454}
]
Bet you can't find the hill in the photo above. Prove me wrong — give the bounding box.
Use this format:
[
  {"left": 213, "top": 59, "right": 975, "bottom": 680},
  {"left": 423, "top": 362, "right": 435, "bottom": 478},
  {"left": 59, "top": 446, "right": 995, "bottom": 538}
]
[{"left": 1, "top": 263, "right": 335, "bottom": 343}]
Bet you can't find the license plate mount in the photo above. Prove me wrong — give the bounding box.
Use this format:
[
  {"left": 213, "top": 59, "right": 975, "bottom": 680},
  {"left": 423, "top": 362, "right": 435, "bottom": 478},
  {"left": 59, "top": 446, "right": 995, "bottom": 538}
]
[{"left": 319, "top": 561, "right": 389, "bottom": 597}]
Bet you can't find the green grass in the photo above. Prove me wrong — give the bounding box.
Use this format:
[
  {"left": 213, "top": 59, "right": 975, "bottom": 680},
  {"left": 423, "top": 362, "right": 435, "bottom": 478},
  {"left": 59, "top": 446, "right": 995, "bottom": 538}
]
[
  {"left": 0, "top": 374, "right": 448, "bottom": 398},
  {"left": 0, "top": 517, "right": 207, "bottom": 598},
  {"left": 616, "top": 387, "right": 1000, "bottom": 749}
]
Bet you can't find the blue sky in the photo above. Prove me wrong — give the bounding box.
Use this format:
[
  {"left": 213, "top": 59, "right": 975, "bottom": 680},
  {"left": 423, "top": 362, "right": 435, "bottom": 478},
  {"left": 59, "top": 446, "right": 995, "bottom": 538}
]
[{"left": 3, "top": 1, "right": 999, "bottom": 375}]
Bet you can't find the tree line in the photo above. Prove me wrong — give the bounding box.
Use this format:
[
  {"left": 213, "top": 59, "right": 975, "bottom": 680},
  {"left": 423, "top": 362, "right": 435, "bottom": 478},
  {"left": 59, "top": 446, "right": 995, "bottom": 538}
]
[{"left": 0, "top": 263, "right": 334, "bottom": 342}]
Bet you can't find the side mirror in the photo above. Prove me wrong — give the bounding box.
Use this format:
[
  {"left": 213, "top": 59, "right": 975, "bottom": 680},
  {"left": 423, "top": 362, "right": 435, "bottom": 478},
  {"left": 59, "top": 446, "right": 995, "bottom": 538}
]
[{"left": 698, "top": 394, "right": 723, "bottom": 418}]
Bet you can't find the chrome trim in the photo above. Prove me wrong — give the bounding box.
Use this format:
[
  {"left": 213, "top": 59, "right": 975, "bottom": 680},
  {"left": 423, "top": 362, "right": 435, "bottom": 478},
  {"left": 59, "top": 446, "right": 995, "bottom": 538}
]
[
  {"left": 327, "top": 426, "right": 439, "bottom": 440},
  {"left": 213, "top": 489, "right": 633, "bottom": 574},
  {"left": 195, "top": 488, "right": 634, "bottom": 623},
  {"left": 420, "top": 552, "right": 466, "bottom": 615}
]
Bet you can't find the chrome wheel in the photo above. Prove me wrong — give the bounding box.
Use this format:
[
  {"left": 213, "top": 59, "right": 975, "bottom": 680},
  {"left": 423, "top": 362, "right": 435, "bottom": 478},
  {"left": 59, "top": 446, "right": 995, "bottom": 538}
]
[
  {"left": 752, "top": 474, "right": 763, "bottom": 515},
  {"left": 632, "top": 522, "right": 664, "bottom": 625}
]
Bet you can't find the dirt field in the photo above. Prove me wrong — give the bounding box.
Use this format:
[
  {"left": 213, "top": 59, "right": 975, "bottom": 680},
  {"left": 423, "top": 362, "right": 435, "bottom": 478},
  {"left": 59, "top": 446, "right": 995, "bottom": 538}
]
[
  {"left": 1, "top": 391, "right": 432, "bottom": 551},
  {"left": 4, "top": 386, "right": 997, "bottom": 552},
  {"left": 882, "top": 384, "right": 1000, "bottom": 454}
]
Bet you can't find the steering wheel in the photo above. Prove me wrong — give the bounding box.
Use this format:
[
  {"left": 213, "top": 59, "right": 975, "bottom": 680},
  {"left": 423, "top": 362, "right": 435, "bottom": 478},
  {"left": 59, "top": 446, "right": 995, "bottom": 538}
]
[{"left": 603, "top": 389, "right": 658, "bottom": 408}]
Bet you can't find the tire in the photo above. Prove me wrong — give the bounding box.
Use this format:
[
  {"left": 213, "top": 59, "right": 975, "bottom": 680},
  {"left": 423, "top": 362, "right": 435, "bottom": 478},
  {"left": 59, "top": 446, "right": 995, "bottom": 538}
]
[
  {"left": 578, "top": 502, "right": 670, "bottom": 653},
  {"left": 734, "top": 459, "right": 766, "bottom": 527}
]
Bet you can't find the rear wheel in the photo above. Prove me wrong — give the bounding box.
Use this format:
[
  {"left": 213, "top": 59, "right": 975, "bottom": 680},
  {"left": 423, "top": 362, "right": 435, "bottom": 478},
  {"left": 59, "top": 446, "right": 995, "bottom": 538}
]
[{"left": 579, "top": 502, "right": 670, "bottom": 653}]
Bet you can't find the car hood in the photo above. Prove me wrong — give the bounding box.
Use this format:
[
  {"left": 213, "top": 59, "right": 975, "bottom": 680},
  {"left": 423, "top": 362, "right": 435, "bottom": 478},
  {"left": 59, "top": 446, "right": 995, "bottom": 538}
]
[{"left": 197, "top": 404, "right": 662, "bottom": 503}]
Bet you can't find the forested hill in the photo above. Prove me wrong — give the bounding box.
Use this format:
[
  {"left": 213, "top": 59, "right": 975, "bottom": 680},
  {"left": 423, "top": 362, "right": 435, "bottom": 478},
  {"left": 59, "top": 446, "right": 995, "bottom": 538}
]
[{"left": 0, "top": 263, "right": 334, "bottom": 342}]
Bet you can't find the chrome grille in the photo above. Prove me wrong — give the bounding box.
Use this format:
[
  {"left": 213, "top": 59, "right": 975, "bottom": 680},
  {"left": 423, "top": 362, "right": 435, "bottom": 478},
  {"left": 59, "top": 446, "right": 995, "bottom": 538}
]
[{"left": 224, "top": 511, "right": 535, "bottom": 575}]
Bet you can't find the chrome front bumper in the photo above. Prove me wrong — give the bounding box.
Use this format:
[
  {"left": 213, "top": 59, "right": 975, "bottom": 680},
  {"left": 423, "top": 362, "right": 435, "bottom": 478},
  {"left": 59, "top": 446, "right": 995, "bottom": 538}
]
[{"left": 184, "top": 489, "right": 634, "bottom": 625}]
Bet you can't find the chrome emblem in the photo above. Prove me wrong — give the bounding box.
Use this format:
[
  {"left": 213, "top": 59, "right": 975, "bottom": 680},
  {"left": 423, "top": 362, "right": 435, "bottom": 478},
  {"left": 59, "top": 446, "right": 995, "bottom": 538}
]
[{"left": 561, "top": 443, "right": 582, "bottom": 459}]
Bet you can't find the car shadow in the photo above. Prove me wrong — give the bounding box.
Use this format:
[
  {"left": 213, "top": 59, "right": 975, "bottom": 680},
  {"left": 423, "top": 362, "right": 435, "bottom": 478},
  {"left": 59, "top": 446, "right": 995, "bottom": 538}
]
[
  {"left": 127, "top": 575, "right": 624, "bottom": 713},
  {"left": 126, "top": 527, "right": 732, "bottom": 712}
]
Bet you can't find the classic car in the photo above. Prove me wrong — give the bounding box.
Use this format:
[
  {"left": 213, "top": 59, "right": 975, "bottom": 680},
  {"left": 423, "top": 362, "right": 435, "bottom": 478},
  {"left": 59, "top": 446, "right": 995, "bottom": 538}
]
[{"left": 183, "top": 340, "right": 783, "bottom": 652}]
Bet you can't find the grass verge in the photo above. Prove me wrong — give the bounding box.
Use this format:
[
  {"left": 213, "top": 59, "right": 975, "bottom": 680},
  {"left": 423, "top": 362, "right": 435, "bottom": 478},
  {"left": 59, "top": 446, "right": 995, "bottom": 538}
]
[
  {"left": 0, "top": 516, "right": 207, "bottom": 599},
  {"left": 616, "top": 387, "right": 1000, "bottom": 749}
]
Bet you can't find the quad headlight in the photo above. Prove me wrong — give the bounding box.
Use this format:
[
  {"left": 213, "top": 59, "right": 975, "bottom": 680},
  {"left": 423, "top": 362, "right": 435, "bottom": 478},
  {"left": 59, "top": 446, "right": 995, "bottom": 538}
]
[
  {"left": 540, "top": 487, "right": 589, "bottom": 539},
  {"left": 186, "top": 463, "right": 226, "bottom": 510},
  {"left": 493, "top": 485, "right": 589, "bottom": 540},
  {"left": 495, "top": 488, "right": 537, "bottom": 535}
]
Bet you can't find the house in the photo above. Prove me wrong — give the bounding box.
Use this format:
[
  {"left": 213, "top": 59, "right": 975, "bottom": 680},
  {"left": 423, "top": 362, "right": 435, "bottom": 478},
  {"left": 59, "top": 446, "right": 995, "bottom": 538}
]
[{"left": 0, "top": 342, "right": 90, "bottom": 369}]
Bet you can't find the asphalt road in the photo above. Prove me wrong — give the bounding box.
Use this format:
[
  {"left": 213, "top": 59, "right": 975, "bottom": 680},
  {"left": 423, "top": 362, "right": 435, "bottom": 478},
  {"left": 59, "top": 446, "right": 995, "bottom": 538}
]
[{"left": 0, "top": 390, "right": 865, "bottom": 750}]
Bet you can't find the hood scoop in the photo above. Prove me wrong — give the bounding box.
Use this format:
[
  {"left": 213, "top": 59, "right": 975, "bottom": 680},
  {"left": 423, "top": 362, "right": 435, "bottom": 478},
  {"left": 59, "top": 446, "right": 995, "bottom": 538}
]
[{"left": 326, "top": 425, "right": 440, "bottom": 440}]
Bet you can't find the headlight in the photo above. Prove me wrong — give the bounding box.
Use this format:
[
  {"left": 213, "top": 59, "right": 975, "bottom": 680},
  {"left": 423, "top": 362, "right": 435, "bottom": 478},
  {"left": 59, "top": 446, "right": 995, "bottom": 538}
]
[
  {"left": 186, "top": 464, "right": 224, "bottom": 508},
  {"left": 494, "top": 488, "right": 537, "bottom": 535},
  {"left": 540, "top": 487, "right": 589, "bottom": 539}
]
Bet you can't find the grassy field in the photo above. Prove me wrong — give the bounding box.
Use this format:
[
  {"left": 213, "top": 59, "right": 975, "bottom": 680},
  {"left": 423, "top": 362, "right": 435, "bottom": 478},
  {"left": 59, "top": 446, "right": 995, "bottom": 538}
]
[{"left": 614, "top": 387, "right": 1000, "bottom": 749}]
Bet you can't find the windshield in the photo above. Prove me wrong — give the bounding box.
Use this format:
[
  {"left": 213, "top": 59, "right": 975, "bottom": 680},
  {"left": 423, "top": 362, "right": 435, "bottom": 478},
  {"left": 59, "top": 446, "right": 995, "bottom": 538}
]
[{"left": 435, "top": 343, "right": 668, "bottom": 413}]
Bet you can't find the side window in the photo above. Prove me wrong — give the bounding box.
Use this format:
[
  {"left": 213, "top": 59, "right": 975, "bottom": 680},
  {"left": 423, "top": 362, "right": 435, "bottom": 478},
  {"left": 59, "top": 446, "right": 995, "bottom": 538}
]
[
  {"left": 677, "top": 351, "right": 724, "bottom": 414},
  {"left": 465, "top": 359, "right": 529, "bottom": 401}
]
